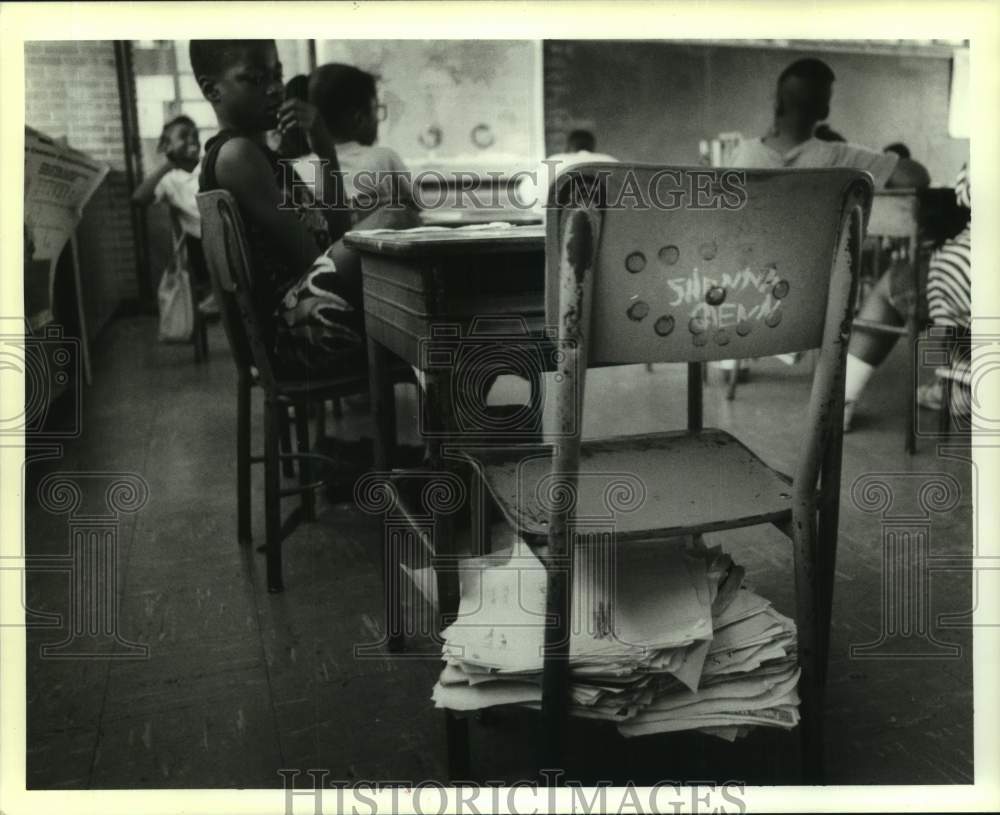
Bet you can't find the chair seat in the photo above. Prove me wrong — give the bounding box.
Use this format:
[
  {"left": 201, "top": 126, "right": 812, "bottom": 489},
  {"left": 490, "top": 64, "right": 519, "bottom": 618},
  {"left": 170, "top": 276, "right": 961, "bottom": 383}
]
[{"left": 462, "top": 428, "right": 793, "bottom": 540}]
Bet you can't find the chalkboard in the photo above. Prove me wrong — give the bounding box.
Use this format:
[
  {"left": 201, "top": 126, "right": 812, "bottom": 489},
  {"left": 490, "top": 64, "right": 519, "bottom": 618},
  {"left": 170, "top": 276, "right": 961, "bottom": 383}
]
[
  {"left": 314, "top": 40, "right": 543, "bottom": 176},
  {"left": 542, "top": 40, "right": 968, "bottom": 185}
]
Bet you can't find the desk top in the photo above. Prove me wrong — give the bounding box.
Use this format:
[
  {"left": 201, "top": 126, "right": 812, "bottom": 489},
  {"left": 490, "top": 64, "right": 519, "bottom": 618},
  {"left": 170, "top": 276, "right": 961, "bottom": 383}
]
[
  {"left": 419, "top": 209, "right": 542, "bottom": 227},
  {"left": 344, "top": 223, "right": 545, "bottom": 259}
]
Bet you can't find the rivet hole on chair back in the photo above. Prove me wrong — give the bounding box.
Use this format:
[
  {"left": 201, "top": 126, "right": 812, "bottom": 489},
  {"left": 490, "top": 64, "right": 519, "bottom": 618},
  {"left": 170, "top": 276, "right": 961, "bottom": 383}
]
[{"left": 545, "top": 164, "right": 873, "bottom": 367}]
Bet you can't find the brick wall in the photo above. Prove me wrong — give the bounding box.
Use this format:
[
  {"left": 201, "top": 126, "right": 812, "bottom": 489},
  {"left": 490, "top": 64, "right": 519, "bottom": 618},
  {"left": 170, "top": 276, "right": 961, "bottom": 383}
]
[{"left": 24, "top": 40, "right": 140, "bottom": 329}]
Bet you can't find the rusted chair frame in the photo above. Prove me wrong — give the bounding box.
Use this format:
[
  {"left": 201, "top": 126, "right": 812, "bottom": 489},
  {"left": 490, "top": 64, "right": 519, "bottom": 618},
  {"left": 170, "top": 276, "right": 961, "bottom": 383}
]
[{"left": 452, "top": 165, "right": 869, "bottom": 783}]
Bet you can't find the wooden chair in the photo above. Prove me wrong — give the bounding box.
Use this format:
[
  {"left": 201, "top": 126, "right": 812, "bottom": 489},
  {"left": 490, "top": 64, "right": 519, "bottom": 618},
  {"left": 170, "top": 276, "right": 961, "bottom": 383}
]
[
  {"left": 197, "top": 189, "right": 410, "bottom": 593},
  {"left": 456, "top": 164, "right": 871, "bottom": 782}
]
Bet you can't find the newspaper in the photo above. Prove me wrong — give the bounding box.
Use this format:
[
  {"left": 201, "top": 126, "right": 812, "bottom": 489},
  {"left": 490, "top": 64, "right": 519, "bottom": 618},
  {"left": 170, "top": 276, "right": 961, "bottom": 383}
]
[{"left": 23, "top": 126, "right": 109, "bottom": 329}]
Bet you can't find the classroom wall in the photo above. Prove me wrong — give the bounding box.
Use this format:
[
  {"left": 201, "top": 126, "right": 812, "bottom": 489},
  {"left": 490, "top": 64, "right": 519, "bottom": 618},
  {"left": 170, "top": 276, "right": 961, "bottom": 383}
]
[
  {"left": 24, "top": 40, "right": 139, "bottom": 330},
  {"left": 544, "top": 42, "right": 969, "bottom": 186}
]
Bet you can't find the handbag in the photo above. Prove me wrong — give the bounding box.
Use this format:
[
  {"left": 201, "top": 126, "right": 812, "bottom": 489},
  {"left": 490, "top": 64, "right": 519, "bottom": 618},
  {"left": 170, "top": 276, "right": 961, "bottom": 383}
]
[{"left": 157, "top": 226, "right": 194, "bottom": 343}]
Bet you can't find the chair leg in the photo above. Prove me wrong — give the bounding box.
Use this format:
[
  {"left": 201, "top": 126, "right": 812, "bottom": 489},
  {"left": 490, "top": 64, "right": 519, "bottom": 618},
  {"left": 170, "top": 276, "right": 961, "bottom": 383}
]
[
  {"left": 726, "top": 360, "right": 740, "bottom": 401},
  {"left": 264, "top": 394, "right": 284, "bottom": 593},
  {"left": 237, "top": 373, "right": 252, "bottom": 546},
  {"left": 445, "top": 710, "right": 471, "bottom": 782},
  {"left": 687, "top": 363, "right": 703, "bottom": 432},
  {"left": 293, "top": 401, "right": 316, "bottom": 522},
  {"left": 788, "top": 514, "right": 824, "bottom": 783},
  {"left": 939, "top": 376, "right": 952, "bottom": 434},
  {"left": 381, "top": 525, "right": 405, "bottom": 653},
  {"left": 539, "top": 555, "right": 572, "bottom": 775},
  {"left": 469, "top": 473, "right": 492, "bottom": 556},
  {"left": 279, "top": 403, "right": 296, "bottom": 478},
  {"left": 316, "top": 399, "right": 327, "bottom": 440},
  {"left": 905, "top": 321, "right": 917, "bottom": 455},
  {"left": 368, "top": 338, "right": 404, "bottom": 652}
]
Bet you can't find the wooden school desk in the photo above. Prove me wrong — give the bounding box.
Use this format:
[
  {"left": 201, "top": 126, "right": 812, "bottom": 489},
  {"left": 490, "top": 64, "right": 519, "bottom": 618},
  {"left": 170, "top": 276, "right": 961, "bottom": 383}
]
[
  {"left": 344, "top": 224, "right": 546, "bottom": 631},
  {"left": 419, "top": 209, "right": 542, "bottom": 227}
]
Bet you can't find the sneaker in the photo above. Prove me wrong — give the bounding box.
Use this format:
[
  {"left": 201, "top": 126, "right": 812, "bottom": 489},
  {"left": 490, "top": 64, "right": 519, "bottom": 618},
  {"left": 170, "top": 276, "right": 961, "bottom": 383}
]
[
  {"left": 843, "top": 400, "right": 857, "bottom": 433},
  {"left": 917, "top": 381, "right": 943, "bottom": 411}
]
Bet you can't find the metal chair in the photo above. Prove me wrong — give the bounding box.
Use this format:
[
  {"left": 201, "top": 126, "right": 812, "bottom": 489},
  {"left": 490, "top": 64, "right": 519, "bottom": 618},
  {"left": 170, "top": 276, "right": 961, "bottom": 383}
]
[
  {"left": 934, "top": 324, "right": 972, "bottom": 434},
  {"left": 850, "top": 191, "right": 923, "bottom": 453},
  {"left": 457, "top": 164, "right": 871, "bottom": 782},
  {"left": 197, "top": 189, "right": 410, "bottom": 593}
]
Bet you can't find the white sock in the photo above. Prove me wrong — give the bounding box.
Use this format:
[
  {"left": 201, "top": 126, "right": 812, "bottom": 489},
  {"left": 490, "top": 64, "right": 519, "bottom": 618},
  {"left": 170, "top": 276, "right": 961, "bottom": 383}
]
[{"left": 844, "top": 354, "right": 876, "bottom": 404}]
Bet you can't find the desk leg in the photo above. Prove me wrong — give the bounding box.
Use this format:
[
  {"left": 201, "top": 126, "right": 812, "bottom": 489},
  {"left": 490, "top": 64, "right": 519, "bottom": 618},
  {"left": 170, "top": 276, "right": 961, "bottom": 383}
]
[
  {"left": 906, "top": 318, "right": 918, "bottom": 455},
  {"left": 367, "top": 337, "right": 402, "bottom": 651},
  {"left": 367, "top": 337, "right": 397, "bottom": 471},
  {"left": 422, "top": 368, "right": 461, "bottom": 629},
  {"left": 425, "top": 366, "right": 472, "bottom": 780}
]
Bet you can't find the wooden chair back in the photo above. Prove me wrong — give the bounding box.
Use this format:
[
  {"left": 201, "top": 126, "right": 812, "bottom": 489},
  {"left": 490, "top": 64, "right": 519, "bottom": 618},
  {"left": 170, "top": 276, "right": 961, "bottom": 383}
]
[{"left": 197, "top": 189, "right": 279, "bottom": 388}]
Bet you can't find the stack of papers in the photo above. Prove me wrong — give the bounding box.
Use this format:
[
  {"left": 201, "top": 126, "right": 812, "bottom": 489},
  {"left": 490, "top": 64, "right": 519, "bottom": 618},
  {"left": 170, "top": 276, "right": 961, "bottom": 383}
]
[{"left": 432, "top": 539, "right": 799, "bottom": 741}]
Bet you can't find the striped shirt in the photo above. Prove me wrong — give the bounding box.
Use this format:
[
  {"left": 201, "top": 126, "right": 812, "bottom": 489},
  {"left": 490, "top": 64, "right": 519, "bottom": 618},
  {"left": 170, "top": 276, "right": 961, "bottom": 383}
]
[{"left": 926, "top": 163, "right": 971, "bottom": 332}]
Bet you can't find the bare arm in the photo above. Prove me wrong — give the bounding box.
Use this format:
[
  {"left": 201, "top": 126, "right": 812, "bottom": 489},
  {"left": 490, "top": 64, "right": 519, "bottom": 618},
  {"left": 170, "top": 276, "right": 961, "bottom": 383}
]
[
  {"left": 277, "top": 99, "right": 352, "bottom": 241},
  {"left": 131, "top": 160, "right": 175, "bottom": 206},
  {"left": 886, "top": 157, "right": 931, "bottom": 189},
  {"left": 214, "top": 136, "right": 324, "bottom": 280}
]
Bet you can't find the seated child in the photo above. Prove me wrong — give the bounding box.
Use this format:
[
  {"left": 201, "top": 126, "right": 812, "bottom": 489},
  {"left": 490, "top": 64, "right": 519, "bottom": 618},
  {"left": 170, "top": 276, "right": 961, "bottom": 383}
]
[
  {"left": 843, "top": 162, "right": 972, "bottom": 429},
  {"left": 296, "top": 62, "right": 416, "bottom": 221},
  {"left": 191, "top": 39, "right": 364, "bottom": 374},
  {"left": 132, "top": 114, "right": 216, "bottom": 314}
]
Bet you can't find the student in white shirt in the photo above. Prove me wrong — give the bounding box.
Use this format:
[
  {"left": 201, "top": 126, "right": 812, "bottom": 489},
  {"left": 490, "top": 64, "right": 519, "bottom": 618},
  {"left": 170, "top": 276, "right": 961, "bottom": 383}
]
[
  {"left": 133, "top": 114, "right": 202, "bottom": 236},
  {"left": 727, "top": 58, "right": 929, "bottom": 189},
  {"left": 721, "top": 58, "right": 930, "bottom": 380},
  {"left": 517, "top": 129, "right": 618, "bottom": 214},
  {"left": 132, "top": 114, "right": 216, "bottom": 314},
  {"left": 297, "top": 63, "right": 416, "bottom": 218}
]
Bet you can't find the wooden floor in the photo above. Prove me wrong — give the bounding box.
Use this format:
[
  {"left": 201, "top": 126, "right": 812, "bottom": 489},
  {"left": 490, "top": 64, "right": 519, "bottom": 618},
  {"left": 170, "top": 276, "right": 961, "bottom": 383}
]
[{"left": 24, "top": 316, "right": 973, "bottom": 788}]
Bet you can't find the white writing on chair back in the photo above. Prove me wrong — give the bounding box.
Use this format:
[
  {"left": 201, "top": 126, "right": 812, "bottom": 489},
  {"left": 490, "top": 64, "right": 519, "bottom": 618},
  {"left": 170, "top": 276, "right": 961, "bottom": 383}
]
[{"left": 545, "top": 164, "right": 873, "bottom": 367}]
